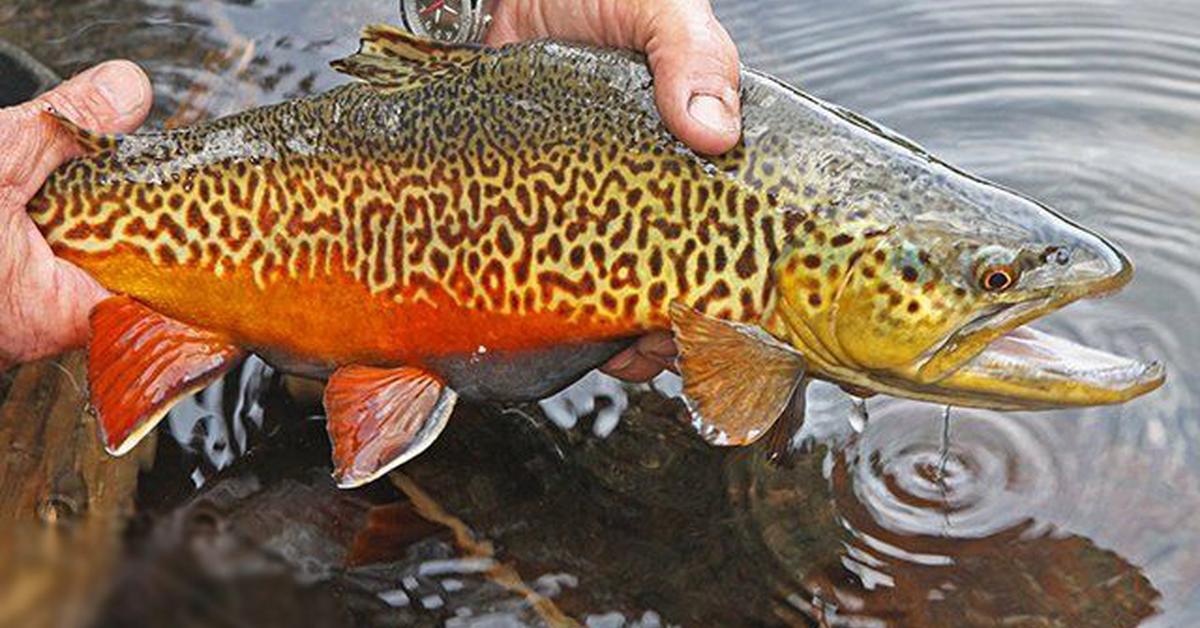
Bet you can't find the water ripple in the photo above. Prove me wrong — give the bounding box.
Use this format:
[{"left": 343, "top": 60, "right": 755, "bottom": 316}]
[
  {"left": 715, "top": 1, "right": 1200, "bottom": 624},
  {"left": 841, "top": 403, "right": 1063, "bottom": 541}
]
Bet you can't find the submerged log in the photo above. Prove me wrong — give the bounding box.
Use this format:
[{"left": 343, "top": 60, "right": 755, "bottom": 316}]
[{"left": 0, "top": 352, "right": 152, "bottom": 628}]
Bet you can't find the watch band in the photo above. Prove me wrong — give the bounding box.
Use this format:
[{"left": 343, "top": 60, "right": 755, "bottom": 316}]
[{"left": 463, "top": 0, "right": 495, "bottom": 43}]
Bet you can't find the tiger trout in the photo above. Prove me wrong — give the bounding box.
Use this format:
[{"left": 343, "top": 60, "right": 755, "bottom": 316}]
[{"left": 26, "top": 25, "right": 1165, "bottom": 487}]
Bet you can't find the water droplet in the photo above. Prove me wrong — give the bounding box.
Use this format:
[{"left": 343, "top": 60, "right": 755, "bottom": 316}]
[
  {"left": 936, "top": 405, "right": 952, "bottom": 482},
  {"left": 848, "top": 397, "right": 869, "bottom": 433}
]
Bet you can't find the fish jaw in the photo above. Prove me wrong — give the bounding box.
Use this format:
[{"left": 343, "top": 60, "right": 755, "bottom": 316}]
[
  {"left": 922, "top": 326, "right": 1166, "bottom": 410},
  {"left": 887, "top": 241, "right": 1164, "bottom": 409},
  {"left": 915, "top": 200, "right": 1137, "bottom": 385},
  {"left": 792, "top": 208, "right": 1167, "bottom": 409}
]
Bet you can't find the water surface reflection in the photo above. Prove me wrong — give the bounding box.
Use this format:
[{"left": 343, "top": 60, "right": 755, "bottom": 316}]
[{"left": 2, "top": 0, "right": 1197, "bottom": 625}]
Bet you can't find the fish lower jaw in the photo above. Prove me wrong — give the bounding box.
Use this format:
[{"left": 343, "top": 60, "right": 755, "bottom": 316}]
[
  {"left": 942, "top": 325, "right": 1166, "bottom": 405},
  {"left": 815, "top": 324, "right": 1165, "bottom": 410}
]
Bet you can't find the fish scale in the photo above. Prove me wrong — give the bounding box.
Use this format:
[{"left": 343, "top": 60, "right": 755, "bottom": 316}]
[{"left": 21, "top": 25, "right": 1162, "bottom": 487}]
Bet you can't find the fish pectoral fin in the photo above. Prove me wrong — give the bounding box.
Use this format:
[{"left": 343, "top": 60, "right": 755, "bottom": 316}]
[
  {"left": 330, "top": 23, "right": 484, "bottom": 90},
  {"left": 41, "top": 108, "right": 122, "bottom": 154},
  {"left": 88, "top": 296, "right": 245, "bottom": 456},
  {"left": 669, "top": 301, "right": 807, "bottom": 446},
  {"left": 324, "top": 365, "right": 458, "bottom": 488}
]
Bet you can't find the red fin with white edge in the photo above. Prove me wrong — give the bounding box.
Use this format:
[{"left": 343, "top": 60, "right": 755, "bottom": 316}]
[
  {"left": 325, "top": 365, "right": 458, "bottom": 488},
  {"left": 88, "top": 296, "right": 245, "bottom": 456}
]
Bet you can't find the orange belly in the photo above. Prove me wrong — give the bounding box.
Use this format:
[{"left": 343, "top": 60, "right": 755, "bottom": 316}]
[{"left": 66, "top": 245, "right": 658, "bottom": 371}]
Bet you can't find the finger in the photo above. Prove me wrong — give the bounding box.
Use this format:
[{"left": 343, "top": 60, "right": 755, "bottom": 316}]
[
  {"left": 600, "top": 350, "right": 669, "bottom": 383},
  {"left": 2, "top": 216, "right": 111, "bottom": 361},
  {"left": 0, "top": 60, "right": 147, "bottom": 363},
  {"left": 484, "top": 0, "right": 741, "bottom": 156},
  {"left": 485, "top": 0, "right": 610, "bottom": 46},
  {"left": 601, "top": 345, "right": 639, "bottom": 374},
  {"left": 637, "top": 0, "right": 741, "bottom": 155},
  {"left": 633, "top": 331, "right": 678, "bottom": 360},
  {"left": 0, "top": 60, "right": 151, "bottom": 203},
  {"left": 600, "top": 332, "right": 678, "bottom": 382}
]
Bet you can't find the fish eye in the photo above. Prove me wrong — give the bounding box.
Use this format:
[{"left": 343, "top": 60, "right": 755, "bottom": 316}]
[{"left": 980, "top": 265, "right": 1017, "bottom": 292}]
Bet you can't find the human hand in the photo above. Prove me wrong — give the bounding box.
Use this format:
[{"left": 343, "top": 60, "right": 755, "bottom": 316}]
[
  {"left": 488, "top": 0, "right": 740, "bottom": 381},
  {"left": 487, "top": 0, "right": 741, "bottom": 156},
  {"left": 0, "top": 61, "right": 152, "bottom": 370}
]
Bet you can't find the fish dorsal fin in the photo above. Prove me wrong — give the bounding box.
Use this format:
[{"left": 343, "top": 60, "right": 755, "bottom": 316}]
[
  {"left": 669, "top": 301, "right": 807, "bottom": 446},
  {"left": 324, "top": 365, "right": 458, "bottom": 488},
  {"left": 43, "top": 108, "right": 122, "bottom": 154},
  {"left": 88, "top": 296, "right": 245, "bottom": 455},
  {"left": 330, "top": 23, "right": 485, "bottom": 90}
]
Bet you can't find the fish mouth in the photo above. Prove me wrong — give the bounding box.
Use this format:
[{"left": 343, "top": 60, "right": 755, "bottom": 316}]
[
  {"left": 905, "top": 273, "right": 1165, "bottom": 409},
  {"left": 935, "top": 324, "right": 1166, "bottom": 409}
]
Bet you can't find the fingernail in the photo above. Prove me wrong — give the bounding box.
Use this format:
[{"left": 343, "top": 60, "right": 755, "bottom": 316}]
[
  {"left": 605, "top": 350, "right": 635, "bottom": 372},
  {"left": 647, "top": 335, "right": 677, "bottom": 357},
  {"left": 688, "top": 93, "right": 737, "bottom": 133},
  {"left": 90, "top": 61, "right": 146, "bottom": 116}
]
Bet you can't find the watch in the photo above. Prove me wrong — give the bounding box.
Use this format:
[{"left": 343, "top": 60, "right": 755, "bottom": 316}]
[{"left": 399, "top": 0, "right": 495, "bottom": 44}]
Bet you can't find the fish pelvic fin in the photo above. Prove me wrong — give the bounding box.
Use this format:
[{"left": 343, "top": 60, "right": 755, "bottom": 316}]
[
  {"left": 42, "top": 108, "right": 123, "bottom": 154},
  {"left": 324, "top": 365, "right": 458, "bottom": 488},
  {"left": 88, "top": 296, "right": 245, "bottom": 456},
  {"left": 669, "top": 301, "right": 807, "bottom": 447},
  {"left": 331, "top": 23, "right": 484, "bottom": 91}
]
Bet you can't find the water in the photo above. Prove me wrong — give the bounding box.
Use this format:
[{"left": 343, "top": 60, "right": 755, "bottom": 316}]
[{"left": 2, "top": 0, "right": 1198, "bottom": 625}]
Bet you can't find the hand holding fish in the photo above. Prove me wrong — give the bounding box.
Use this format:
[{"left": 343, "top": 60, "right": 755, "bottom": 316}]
[
  {"left": 0, "top": 1, "right": 741, "bottom": 378},
  {"left": 0, "top": 61, "right": 151, "bottom": 370},
  {"left": 4, "top": 11, "right": 1164, "bottom": 488},
  {"left": 486, "top": 0, "right": 743, "bottom": 380},
  {"left": 486, "top": 0, "right": 742, "bottom": 155}
]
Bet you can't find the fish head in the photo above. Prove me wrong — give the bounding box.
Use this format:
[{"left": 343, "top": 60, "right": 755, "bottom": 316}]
[{"left": 773, "top": 165, "right": 1165, "bottom": 410}]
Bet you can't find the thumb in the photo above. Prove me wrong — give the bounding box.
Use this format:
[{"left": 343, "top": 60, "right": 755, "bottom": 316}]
[
  {"left": 637, "top": 1, "right": 741, "bottom": 156},
  {"left": 0, "top": 60, "right": 151, "bottom": 202}
]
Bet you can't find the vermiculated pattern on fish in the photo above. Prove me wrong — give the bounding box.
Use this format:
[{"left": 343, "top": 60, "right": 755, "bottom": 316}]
[{"left": 24, "top": 25, "right": 1163, "bottom": 487}]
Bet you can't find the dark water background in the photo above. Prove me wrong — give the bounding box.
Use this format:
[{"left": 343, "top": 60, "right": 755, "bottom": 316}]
[{"left": 2, "top": 0, "right": 1198, "bottom": 625}]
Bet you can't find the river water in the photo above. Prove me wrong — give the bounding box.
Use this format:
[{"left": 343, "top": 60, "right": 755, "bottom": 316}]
[{"left": 1, "top": 1, "right": 1197, "bottom": 626}]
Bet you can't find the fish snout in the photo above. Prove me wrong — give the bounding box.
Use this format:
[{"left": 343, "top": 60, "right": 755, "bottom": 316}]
[
  {"left": 1024, "top": 207, "right": 1134, "bottom": 297},
  {"left": 1060, "top": 229, "right": 1133, "bottom": 296}
]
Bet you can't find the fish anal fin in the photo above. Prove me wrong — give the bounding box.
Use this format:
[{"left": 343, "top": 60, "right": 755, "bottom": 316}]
[
  {"left": 325, "top": 365, "right": 457, "bottom": 488},
  {"left": 41, "top": 108, "right": 122, "bottom": 154},
  {"left": 669, "top": 301, "right": 806, "bottom": 446},
  {"left": 88, "top": 296, "right": 244, "bottom": 456},
  {"left": 330, "top": 24, "right": 484, "bottom": 90}
]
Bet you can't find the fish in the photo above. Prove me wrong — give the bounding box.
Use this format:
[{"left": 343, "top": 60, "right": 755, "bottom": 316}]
[{"left": 25, "top": 24, "right": 1165, "bottom": 487}]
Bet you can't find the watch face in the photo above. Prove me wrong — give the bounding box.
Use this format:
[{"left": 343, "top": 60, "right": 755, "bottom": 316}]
[{"left": 401, "top": 0, "right": 481, "bottom": 43}]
